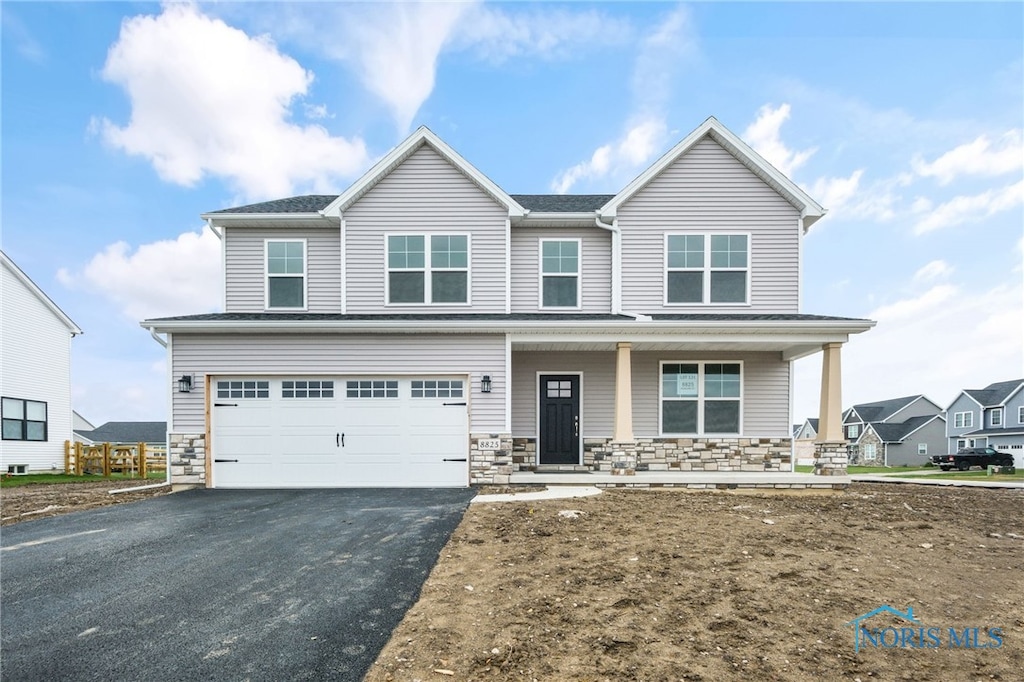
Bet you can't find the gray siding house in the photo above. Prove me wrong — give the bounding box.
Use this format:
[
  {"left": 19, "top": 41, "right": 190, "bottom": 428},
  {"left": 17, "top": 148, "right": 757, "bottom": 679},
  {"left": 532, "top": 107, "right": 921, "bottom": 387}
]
[
  {"left": 142, "top": 118, "right": 873, "bottom": 489},
  {"left": 946, "top": 379, "right": 1024, "bottom": 467},
  {"left": 841, "top": 395, "right": 943, "bottom": 466}
]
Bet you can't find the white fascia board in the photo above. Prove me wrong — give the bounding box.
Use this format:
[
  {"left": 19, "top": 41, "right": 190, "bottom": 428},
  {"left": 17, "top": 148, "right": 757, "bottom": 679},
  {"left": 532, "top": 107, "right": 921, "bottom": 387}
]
[
  {"left": 201, "top": 213, "right": 336, "bottom": 228},
  {"left": 514, "top": 212, "right": 599, "bottom": 226},
  {"left": 321, "top": 126, "right": 525, "bottom": 218},
  {"left": 1, "top": 251, "right": 82, "bottom": 335},
  {"left": 995, "top": 382, "right": 1024, "bottom": 407},
  {"left": 599, "top": 117, "right": 826, "bottom": 227}
]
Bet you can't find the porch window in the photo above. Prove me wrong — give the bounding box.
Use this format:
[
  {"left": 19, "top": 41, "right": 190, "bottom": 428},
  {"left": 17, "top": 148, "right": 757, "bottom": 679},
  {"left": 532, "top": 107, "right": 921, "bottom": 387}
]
[
  {"left": 540, "top": 239, "right": 580, "bottom": 308},
  {"left": 1, "top": 397, "right": 47, "bottom": 441},
  {"left": 666, "top": 234, "right": 748, "bottom": 305},
  {"left": 387, "top": 235, "right": 468, "bottom": 304},
  {"left": 266, "top": 240, "right": 306, "bottom": 309},
  {"left": 660, "top": 362, "right": 741, "bottom": 435}
]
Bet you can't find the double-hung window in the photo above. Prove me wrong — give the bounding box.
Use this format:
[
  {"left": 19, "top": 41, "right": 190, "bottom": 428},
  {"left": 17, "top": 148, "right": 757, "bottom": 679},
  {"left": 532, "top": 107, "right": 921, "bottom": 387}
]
[
  {"left": 666, "top": 234, "right": 749, "bottom": 304},
  {"left": 660, "top": 362, "right": 742, "bottom": 435},
  {"left": 953, "top": 411, "right": 973, "bottom": 429},
  {"left": 540, "top": 239, "right": 580, "bottom": 308},
  {"left": 991, "top": 408, "right": 1003, "bottom": 427},
  {"left": 266, "top": 240, "right": 306, "bottom": 309},
  {"left": 387, "top": 234, "right": 468, "bottom": 304},
  {"left": 848, "top": 424, "right": 860, "bottom": 439},
  {"left": 2, "top": 397, "right": 48, "bottom": 441}
]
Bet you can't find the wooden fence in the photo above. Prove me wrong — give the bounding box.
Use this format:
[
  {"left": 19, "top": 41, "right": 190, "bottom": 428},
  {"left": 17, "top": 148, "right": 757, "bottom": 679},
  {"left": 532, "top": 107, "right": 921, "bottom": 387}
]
[{"left": 64, "top": 441, "right": 167, "bottom": 478}]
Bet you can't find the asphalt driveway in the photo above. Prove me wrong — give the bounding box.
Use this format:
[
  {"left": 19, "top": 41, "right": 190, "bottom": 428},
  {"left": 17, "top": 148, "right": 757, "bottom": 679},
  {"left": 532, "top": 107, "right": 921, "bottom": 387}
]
[{"left": 1, "top": 488, "right": 475, "bottom": 681}]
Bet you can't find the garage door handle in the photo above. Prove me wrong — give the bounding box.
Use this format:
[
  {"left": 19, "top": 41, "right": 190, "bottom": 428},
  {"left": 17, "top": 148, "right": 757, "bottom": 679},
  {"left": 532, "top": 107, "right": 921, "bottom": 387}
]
[
  {"left": 214, "top": 403, "right": 238, "bottom": 407},
  {"left": 337, "top": 433, "right": 344, "bottom": 447},
  {"left": 214, "top": 459, "right": 239, "bottom": 463},
  {"left": 443, "top": 458, "right": 468, "bottom": 462},
  {"left": 443, "top": 402, "right": 467, "bottom": 406}
]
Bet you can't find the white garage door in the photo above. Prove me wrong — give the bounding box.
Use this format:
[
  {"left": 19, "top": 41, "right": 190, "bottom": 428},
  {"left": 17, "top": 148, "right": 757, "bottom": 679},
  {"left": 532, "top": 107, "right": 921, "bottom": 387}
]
[{"left": 211, "top": 377, "right": 469, "bottom": 488}]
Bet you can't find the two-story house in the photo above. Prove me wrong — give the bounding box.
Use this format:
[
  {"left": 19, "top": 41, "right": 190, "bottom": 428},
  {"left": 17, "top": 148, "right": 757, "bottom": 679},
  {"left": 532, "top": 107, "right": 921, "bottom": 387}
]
[
  {"left": 945, "top": 379, "right": 1024, "bottom": 467},
  {"left": 142, "top": 118, "right": 873, "bottom": 489},
  {"left": 1, "top": 251, "right": 82, "bottom": 474},
  {"left": 841, "top": 395, "right": 946, "bottom": 467}
]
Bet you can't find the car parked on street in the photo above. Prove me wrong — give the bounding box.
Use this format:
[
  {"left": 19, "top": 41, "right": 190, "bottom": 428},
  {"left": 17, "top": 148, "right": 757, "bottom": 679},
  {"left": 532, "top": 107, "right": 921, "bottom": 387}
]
[{"left": 932, "top": 447, "right": 1014, "bottom": 471}]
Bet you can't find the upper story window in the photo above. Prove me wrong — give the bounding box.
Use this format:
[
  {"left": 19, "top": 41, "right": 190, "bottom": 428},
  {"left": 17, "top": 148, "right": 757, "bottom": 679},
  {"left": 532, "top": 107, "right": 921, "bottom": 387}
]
[
  {"left": 387, "top": 234, "right": 468, "bottom": 304},
  {"left": 1019, "top": 406, "right": 1024, "bottom": 424},
  {"left": 990, "top": 408, "right": 1003, "bottom": 427},
  {"left": 665, "top": 234, "right": 749, "bottom": 305},
  {"left": 266, "top": 240, "right": 306, "bottom": 309},
  {"left": 660, "top": 362, "right": 742, "bottom": 435},
  {"left": 848, "top": 424, "right": 860, "bottom": 439},
  {"left": 953, "top": 411, "right": 974, "bottom": 429},
  {"left": 540, "top": 239, "right": 580, "bottom": 308},
  {"left": 2, "top": 397, "right": 48, "bottom": 441}
]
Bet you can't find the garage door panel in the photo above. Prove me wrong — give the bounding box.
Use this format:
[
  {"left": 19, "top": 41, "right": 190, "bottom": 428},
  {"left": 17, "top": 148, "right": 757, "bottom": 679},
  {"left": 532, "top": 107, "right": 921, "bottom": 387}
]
[{"left": 212, "top": 377, "right": 469, "bottom": 488}]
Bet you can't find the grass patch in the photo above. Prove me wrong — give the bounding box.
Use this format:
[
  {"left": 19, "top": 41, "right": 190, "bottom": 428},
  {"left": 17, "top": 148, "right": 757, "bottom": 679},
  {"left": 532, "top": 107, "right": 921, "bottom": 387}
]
[
  {"left": 1, "top": 471, "right": 166, "bottom": 488},
  {"left": 794, "top": 465, "right": 930, "bottom": 475}
]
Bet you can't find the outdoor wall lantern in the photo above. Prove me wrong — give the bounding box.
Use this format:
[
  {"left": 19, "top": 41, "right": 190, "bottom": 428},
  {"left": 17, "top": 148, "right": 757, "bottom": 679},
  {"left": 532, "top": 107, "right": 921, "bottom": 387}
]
[
  {"left": 178, "top": 374, "right": 193, "bottom": 393},
  {"left": 481, "top": 375, "right": 492, "bottom": 393}
]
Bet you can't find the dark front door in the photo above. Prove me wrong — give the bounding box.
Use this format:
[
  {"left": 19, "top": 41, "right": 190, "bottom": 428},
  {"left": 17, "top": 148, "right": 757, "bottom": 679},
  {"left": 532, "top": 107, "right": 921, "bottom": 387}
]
[{"left": 539, "top": 374, "right": 580, "bottom": 464}]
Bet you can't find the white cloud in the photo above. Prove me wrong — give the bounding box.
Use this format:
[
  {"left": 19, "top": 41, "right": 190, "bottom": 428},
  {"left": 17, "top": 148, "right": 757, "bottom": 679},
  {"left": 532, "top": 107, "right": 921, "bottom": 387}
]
[
  {"left": 630, "top": 6, "right": 695, "bottom": 113},
  {"left": 551, "top": 117, "right": 667, "bottom": 193},
  {"left": 912, "top": 260, "right": 953, "bottom": 282},
  {"left": 58, "top": 229, "right": 221, "bottom": 321},
  {"left": 913, "top": 179, "right": 1024, "bottom": 235},
  {"left": 913, "top": 130, "right": 1024, "bottom": 185},
  {"left": 95, "top": 4, "right": 369, "bottom": 200},
  {"left": 743, "top": 104, "right": 816, "bottom": 177},
  {"left": 794, "top": 279, "right": 1023, "bottom": 421}
]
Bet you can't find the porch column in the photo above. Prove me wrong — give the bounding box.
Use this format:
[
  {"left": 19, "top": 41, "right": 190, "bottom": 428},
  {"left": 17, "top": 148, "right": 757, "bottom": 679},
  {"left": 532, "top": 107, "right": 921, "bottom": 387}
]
[
  {"left": 814, "top": 342, "right": 848, "bottom": 476},
  {"left": 613, "top": 342, "right": 634, "bottom": 442}
]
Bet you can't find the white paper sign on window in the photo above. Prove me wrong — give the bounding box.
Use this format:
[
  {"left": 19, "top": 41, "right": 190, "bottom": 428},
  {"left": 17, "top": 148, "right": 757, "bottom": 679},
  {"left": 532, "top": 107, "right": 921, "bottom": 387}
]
[{"left": 676, "top": 374, "right": 698, "bottom": 396}]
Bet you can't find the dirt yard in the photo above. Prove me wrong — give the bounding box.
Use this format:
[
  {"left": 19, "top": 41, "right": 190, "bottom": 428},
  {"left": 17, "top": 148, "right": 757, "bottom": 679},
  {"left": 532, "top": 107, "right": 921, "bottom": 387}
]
[
  {"left": 367, "top": 484, "right": 1024, "bottom": 681},
  {"left": 0, "top": 480, "right": 171, "bottom": 525}
]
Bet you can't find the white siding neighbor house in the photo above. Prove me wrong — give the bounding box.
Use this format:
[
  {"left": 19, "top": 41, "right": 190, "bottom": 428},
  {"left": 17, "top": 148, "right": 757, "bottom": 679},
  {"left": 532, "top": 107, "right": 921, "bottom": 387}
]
[
  {"left": 1, "top": 251, "right": 82, "bottom": 473},
  {"left": 143, "top": 118, "right": 874, "bottom": 489}
]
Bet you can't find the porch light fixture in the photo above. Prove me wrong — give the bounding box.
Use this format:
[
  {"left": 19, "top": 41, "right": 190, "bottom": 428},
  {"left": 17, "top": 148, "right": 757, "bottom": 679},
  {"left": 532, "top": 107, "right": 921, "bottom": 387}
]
[
  {"left": 481, "top": 375, "right": 492, "bottom": 393},
  {"left": 178, "top": 374, "right": 193, "bottom": 393}
]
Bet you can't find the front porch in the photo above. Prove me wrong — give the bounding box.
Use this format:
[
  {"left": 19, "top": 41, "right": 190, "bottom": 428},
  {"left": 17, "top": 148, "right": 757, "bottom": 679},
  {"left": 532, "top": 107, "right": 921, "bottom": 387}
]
[{"left": 509, "top": 469, "right": 850, "bottom": 490}]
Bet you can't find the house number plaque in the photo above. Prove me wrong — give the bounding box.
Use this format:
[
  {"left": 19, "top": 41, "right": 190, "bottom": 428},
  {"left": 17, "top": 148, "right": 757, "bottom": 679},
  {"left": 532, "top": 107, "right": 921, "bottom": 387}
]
[{"left": 478, "top": 438, "right": 502, "bottom": 450}]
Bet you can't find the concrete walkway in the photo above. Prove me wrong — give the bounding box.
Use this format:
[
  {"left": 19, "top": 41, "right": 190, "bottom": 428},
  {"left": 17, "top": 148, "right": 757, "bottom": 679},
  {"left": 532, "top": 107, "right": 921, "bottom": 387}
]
[
  {"left": 850, "top": 474, "right": 1024, "bottom": 489},
  {"left": 471, "top": 486, "right": 603, "bottom": 504}
]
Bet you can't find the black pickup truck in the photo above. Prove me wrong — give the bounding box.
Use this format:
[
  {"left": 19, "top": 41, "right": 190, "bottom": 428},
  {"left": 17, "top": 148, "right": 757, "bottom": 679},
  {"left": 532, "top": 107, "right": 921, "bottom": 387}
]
[{"left": 932, "top": 447, "right": 1014, "bottom": 471}]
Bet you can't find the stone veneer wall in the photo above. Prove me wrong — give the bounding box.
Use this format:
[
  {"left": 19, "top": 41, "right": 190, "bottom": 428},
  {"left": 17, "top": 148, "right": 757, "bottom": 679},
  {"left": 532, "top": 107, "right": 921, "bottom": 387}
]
[
  {"left": 509, "top": 437, "right": 792, "bottom": 472},
  {"left": 469, "top": 434, "right": 513, "bottom": 485},
  {"left": 169, "top": 433, "right": 206, "bottom": 488},
  {"left": 814, "top": 441, "right": 848, "bottom": 476}
]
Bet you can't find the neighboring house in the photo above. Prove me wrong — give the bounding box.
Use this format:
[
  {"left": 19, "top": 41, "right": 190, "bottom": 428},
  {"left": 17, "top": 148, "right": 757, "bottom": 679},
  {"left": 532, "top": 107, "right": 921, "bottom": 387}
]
[
  {"left": 142, "top": 117, "right": 873, "bottom": 489},
  {"left": 76, "top": 421, "right": 168, "bottom": 449},
  {"left": 1, "top": 251, "right": 82, "bottom": 473},
  {"left": 946, "top": 379, "right": 1024, "bottom": 467},
  {"left": 793, "top": 417, "right": 819, "bottom": 465},
  {"left": 841, "top": 395, "right": 944, "bottom": 466},
  {"left": 73, "top": 411, "right": 97, "bottom": 445}
]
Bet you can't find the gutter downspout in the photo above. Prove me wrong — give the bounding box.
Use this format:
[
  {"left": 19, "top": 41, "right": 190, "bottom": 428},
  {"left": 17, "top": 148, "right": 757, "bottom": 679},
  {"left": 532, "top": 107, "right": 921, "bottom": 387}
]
[
  {"left": 594, "top": 214, "right": 621, "bottom": 315},
  {"left": 138, "top": 325, "right": 172, "bottom": 491}
]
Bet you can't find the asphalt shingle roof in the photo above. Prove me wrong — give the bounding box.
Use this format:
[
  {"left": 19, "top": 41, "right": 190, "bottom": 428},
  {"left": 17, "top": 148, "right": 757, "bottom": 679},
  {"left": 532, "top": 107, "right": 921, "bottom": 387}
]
[
  {"left": 510, "top": 195, "right": 615, "bottom": 212},
  {"left": 850, "top": 395, "right": 923, "bottom": 423},
  {"left": 964, "top": 379, "right": 1024, "bottom": 407},
  {"left": 870, "top": 415, "right": 939, "bottom": 442},
  {"left": 209, "top": 195, "right": 338, "bottom": 214},
  {"left": 79, "top": 422, "right": 167, "bottom": 444}
]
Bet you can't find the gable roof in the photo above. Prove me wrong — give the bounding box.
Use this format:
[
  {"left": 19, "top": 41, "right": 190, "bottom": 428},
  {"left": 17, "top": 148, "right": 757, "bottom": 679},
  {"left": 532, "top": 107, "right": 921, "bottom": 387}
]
[
  {"left": 849, "top": 395, "right": 930, "bottom": 423},
  {"left": 963, "top": 379, "right": 1024, "bottom": 408},
  {"left": 79, "top": 421, "right": 167, "bottom": 444},
  {"left": 598, "top": 116, "right": 827, "bottom": 229},
  {"left": 1, "top": 251, "right": 82, "bottom": 335},
  {"left": 206, "top": 195, "right": 336, "bottom": 215},
  {"left": 512, "top": 194, "right": 614, "bottom": 213},
  {"left": 867, "top": 415, "right": 944, "bottom": 443},
  {"left": 322, "top": 126, "right": 526, "bottom": 218}
]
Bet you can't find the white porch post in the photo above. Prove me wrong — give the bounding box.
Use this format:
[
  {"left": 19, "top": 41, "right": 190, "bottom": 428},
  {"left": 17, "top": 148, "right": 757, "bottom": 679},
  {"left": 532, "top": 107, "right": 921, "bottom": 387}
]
[
  {"left": 814, "top": 342, "right": 848, "bottom": 476},
  {"left": 613, "top": 342, "right": 634, "bottom": 442}
]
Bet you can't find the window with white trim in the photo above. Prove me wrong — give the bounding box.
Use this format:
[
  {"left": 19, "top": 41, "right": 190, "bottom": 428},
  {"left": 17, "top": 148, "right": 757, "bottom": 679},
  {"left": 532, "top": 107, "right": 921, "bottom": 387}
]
[
  {"left": 848, "top": 424, "right": 860, "bottom": 439},
  {"left": 2, "top": 397, "right": 47, "bottom": 441},
  {"left": 956, "top": 439, "right": 967, "bottom": 450},
  {"left": 953, "top": 411, "right": 974, "bottom": 429},
  {"left": 660, "top": 362, "right": 742, "bottom": 435},
  {"left": 346, "top": 380, "right": 398, "bottom": 398},
  {"left": 217, "top": 381, "right": 270, "bottom": 399},
  {"left": 1019, "top": 406, "right": 1024, "bottom": 424},
  {"left": 862, "top": 443, "right": 877, "bottom": 461},
  {"left": 266, "top": 240, "right": 305, "bottom": 309},
  {"left": 918, "top": 443, "right": 928, "bottom": 455},
  {"left": 387, "top": 234, "right": 468, "bottom": 304},
  {"left": 540, "top": 239, "right": 580, "bottom": 308},
  {"left": 282, "top": 380, "right": 334, "bottom": 398},
  {"left": 990, "top": 408, "right": 1003, "bottom": 427},
  {"left": 666, "top": 234, "right": 748, "bottom": 304}
]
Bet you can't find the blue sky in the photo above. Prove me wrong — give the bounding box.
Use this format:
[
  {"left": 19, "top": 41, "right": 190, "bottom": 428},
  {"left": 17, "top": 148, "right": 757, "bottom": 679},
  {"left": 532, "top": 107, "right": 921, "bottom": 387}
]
[{"left": 3, "top": 1, "right": 1022, "bottom": 426}]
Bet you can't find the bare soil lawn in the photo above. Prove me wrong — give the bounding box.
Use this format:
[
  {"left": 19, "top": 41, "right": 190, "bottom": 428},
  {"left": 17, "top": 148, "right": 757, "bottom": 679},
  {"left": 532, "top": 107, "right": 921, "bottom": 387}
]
[
  {"left": 367, "top": 484, "right": 1024, "bottom": 681},
  {"left": 0, "top": 479, "right": 171, "bottom": 525}
]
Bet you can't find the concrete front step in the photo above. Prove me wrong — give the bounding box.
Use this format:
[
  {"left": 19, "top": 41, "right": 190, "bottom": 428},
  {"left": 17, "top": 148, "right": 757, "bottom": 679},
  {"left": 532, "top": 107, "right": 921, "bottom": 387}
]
[{"left": 510, "top": 471, "right": 850, "bottom": 489}]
